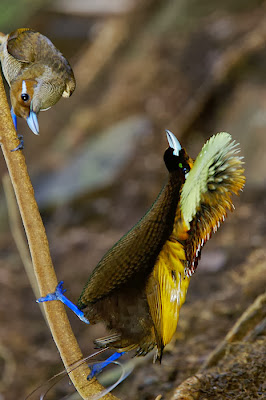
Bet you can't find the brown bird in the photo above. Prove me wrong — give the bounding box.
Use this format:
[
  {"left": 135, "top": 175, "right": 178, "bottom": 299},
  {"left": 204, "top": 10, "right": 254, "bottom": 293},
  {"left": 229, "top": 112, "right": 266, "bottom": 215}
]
[
  {"left": 0, "top": 28, "right": 75, "bottom": 135},
  {"left": 38, "top": 131, "right": 245, "bottom": 378}
]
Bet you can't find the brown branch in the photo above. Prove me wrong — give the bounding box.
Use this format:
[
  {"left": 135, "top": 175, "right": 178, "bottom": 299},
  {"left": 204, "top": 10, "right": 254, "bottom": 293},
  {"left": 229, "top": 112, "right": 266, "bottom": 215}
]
[{"left": 0, "top": 73, "right": 118, "bottom": 399}]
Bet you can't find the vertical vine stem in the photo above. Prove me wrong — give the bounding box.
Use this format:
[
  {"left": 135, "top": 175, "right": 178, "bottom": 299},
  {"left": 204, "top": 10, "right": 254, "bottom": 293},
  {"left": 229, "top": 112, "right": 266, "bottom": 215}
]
[{"left": 0, "top": 74, "right": 118, "bottom": 400}]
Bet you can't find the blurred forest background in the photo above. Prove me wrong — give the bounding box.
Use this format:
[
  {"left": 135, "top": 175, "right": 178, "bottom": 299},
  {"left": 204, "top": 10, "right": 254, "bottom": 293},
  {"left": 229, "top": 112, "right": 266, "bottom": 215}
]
[{"left": 0, "top": 0, "right": 265, "bottom": 399}]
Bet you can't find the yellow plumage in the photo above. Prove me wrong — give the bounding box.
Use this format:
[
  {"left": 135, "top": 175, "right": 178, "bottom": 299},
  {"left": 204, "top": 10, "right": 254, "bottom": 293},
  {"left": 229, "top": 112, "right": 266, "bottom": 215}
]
[{"left": 146, "top": 239, "right": 189, "bottom": 354}]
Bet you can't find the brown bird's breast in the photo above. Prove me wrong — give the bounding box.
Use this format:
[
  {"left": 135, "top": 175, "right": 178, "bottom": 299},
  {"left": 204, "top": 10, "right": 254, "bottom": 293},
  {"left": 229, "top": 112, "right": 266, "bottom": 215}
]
[{"left": 89, "top": 283, "right": 157, "bottom": 355}]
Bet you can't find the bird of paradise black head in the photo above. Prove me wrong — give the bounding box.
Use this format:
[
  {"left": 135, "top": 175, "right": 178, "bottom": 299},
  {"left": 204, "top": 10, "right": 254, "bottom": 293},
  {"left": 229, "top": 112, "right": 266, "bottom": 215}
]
[{"left": 164, "top": 130, "right": 191, "bottom": 175}]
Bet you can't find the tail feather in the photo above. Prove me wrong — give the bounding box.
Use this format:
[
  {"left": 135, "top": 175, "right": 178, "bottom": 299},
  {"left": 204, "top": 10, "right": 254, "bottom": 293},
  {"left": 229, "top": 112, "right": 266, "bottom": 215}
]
[{"left": 94, "top": 333, "right": 121, "bottom": 348}]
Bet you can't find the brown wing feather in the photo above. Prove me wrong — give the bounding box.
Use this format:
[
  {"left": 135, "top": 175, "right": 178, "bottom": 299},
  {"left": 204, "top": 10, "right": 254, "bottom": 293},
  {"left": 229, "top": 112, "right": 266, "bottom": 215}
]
[
  {"left": 78, "top": 172, "right": 184, "bottom": 306},
  {"left": 7, "top": 29, "right": 37, "bottom": 62}
]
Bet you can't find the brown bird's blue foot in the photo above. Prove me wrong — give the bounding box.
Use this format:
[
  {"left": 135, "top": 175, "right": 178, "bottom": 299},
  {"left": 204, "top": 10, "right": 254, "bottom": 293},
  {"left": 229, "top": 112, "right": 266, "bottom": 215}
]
[
  {"left": 11, "top": 134, "right": 24, "bottom": 152},
  {"left": 37, "top": 281, "right": 90, "bottom": 324},
  {"left": 87, "top": 352, "right": 125, "bottom": 380}
]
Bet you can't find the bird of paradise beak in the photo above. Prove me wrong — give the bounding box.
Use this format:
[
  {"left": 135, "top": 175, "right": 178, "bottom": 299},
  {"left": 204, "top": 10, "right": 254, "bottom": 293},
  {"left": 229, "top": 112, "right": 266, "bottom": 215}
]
[{"left": 166, "top": 129, "right": 182, "bottom": 156}]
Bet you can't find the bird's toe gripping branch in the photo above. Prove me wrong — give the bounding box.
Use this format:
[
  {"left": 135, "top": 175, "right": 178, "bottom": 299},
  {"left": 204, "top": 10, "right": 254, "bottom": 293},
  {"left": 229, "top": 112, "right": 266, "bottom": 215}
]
[
  {"left": 87, "top": 351, "right": 125, "bottom": 380},
  {"left": 37, "top": 281, "right": 90, "bottom": 324},
  {"left": 11, "top": 134, "right": 24, "bottom": 152}
]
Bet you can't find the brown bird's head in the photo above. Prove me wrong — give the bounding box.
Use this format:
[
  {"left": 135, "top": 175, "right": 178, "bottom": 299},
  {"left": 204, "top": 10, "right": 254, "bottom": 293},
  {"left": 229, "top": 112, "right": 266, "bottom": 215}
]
[{"left": 10, "top": 77, "right": 40, "bottom": 134}]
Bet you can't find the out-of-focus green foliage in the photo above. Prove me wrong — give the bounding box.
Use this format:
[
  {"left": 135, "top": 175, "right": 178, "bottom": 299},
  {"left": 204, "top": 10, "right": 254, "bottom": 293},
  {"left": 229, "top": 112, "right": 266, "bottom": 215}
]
[{"left": 0, "top": 0, "right": 51, "bottom": 32}]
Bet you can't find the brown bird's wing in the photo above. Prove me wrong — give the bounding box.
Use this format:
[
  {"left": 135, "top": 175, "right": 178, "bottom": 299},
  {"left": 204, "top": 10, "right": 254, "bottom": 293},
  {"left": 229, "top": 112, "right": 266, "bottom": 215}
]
[
  {"left": 7, "top": 29, "right": 37, "bottom": 63},
  {"left": 146, "top": 238, "right": 190, "bottom": 360},
  {"left": 78, "top": 170, "right": 185, "bottom": 307},
  {"left": 7, "top": 28, "right": 76, "bottom": 98},
  {"left": 180, "top": 132, "right": 245, "bottom": 275}
]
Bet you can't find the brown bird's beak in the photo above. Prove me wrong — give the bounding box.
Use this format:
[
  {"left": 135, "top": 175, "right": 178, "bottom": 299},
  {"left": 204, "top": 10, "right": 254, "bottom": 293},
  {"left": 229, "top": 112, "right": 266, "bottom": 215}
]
[{"left": 26, "top": 106, "right": 39, "bottom": 135}]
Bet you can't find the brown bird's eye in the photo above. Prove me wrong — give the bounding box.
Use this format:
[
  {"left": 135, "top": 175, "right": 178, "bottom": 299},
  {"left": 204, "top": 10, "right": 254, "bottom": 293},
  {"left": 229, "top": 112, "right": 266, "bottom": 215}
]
[{"left": 21, "top": 93, "right": 30, "bottom": 102}]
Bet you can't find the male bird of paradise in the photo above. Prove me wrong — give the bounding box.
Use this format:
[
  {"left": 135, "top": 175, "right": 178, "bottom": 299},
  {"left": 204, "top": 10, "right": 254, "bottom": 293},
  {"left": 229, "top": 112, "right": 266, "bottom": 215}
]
[
  {"left": 38, "top": 131, "right": 245, "bottom": 378},
  {"left": 0, "top": 28, "right": 75, "bottom": 137}
]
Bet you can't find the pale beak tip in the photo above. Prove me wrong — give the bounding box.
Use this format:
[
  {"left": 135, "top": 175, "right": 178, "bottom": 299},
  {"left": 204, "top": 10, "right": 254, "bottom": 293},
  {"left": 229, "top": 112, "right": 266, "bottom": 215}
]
[
  {"left": 27, "top": 111, "right": 39, "bottom": 135},
  {"left": 165, "top": 129, "right": 182, "bottom": 155},
  {"left": 165, "top": 129, "right": 172, "bottom": 142}
]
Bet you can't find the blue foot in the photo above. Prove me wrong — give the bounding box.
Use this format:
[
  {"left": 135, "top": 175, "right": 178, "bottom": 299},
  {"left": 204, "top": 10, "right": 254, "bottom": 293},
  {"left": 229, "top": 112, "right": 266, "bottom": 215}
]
[
  {"left": 37, "top": 281, "right": 90, "bottom": 324},
  {"left": 87, "top": 351, "right": 125, "bottom": 380}
]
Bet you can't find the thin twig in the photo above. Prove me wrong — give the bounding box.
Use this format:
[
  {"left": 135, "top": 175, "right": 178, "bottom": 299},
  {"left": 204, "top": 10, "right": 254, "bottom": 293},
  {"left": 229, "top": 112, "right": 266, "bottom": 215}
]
[
  {"left": 0, "top": 73, "right": 118, "bottom": 399},
  {"left": 0, "top": 343, "right": 16, "bottom": 391}
]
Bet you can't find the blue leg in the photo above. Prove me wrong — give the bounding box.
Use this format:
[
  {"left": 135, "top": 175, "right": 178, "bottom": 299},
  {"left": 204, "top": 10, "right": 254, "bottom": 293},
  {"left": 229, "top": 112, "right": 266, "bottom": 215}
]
[
  {"left": 88, "top": 351, "right": 125, "bottom": 380},
  {"left": 37, "top": 281, "right": 90, "bottom": 324},
  {"left": 11, "top": 108, "right": 17, "bottom": 130},
  {"left": 10, "top": 108, "right": 25, "bottom": 151}
]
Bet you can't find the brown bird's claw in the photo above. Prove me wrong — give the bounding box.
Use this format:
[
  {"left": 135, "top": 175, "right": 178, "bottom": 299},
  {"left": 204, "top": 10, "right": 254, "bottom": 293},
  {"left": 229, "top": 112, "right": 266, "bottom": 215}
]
[{"left": 11, "top": 134, "right": 24, "bottom": 152}]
